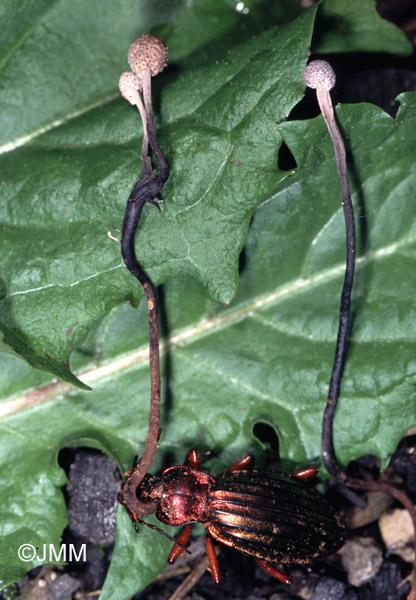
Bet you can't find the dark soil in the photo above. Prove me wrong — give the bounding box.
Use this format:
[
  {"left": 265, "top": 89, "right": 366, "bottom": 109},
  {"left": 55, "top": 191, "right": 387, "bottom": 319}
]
[{"left": 7, "top": 435, "right": 416, "bottom": 600}]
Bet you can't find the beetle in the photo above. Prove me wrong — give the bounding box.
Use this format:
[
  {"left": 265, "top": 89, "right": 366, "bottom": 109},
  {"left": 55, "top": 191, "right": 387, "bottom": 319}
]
[{"left": 119, "top": 448, "right": 346, "bottom": 584}]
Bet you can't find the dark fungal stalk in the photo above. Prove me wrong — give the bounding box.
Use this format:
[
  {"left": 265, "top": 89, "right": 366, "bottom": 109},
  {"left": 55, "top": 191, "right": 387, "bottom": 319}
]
[
  {"left": 118, "top": 35, "right": 170, "bottom": 520},
  {"left": 302, "top": 60, "right": 356, "bottom": 480},
  {"left": 303, "top": 60, "right": 416, "bottom": 600}
]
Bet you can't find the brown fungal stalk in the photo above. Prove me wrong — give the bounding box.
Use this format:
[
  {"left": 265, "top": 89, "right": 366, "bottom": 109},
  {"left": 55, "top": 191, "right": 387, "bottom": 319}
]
[
  {"left": 117, "top": 35, "right": 170, "bottom": 520},
  {"left": 303, "top": 59, "right": 416, "bottom": 600}
]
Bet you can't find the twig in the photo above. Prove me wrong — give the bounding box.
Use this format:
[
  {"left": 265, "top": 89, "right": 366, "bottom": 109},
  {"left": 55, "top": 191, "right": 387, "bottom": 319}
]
[{"left": 167, "top": 556, "right": 210, "bottom": 600}]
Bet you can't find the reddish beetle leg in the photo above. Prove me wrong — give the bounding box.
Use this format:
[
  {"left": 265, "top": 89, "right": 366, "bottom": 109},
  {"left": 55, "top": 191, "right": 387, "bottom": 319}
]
[
  {"left": 168, "top": 524, "right": 193, "bottom": 564},
  {"left": 186, "top": 448, "right": 201, "bottom": 470},
  {"left": 228, "top": 453, "right": 255, "bottom": 471},
  {"left": 256, "top": 558, "right": 292, "bottom": 585},
  {"left": 292, "top": 466, "right": 318, "bottom": 480},
  {"left": 206, "top": 535, "right": 221, "bottom": 583}
]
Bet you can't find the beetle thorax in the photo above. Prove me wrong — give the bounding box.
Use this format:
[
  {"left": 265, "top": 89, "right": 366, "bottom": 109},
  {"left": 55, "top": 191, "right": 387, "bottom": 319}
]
[{"left": 156, "top": 466, "right": 215, "bottom": 526}]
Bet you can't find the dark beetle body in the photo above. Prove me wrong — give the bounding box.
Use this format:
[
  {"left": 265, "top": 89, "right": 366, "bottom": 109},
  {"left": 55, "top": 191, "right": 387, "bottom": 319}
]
[
  {"left": 141, "top": 464, "right": 345, "bottom": 564},
  {"left": 208, "top": 469, "right": 344, "bottom": 564}
]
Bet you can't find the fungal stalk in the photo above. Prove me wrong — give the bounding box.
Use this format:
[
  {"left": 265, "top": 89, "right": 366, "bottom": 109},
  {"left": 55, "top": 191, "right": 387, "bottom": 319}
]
[
  {"left": 302, "top": 59, "right": 355, "bottom": 477},
  {"left": 119, "top": 70, "right": 151, "bottom": 175},
  {"left": 128, "top": 34, "right": 169, "bottom": 183},
  {"left": 117, "top": 35, "right": 170, "bottom": 520},
  {"left": 303, "top": 60, "right": 416, "bottom": 600}
]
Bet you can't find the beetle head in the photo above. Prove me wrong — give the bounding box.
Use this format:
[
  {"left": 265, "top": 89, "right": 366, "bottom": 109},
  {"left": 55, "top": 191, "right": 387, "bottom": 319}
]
[
  {"left": 119, "top": 470, "right": 164, "bottom": 517},
  {"left": 135, "top": 473, "right": 164, "bottom": 510}
]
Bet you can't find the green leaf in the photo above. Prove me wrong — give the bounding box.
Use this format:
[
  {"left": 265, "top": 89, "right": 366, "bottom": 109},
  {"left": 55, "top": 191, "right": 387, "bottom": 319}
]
[
  {"left": 2, "top": 1, "right": 416, "bottom": 595},
  {"left": 0, "top": 445, "right": 68, "bottom": 586},
  {"left": 313, "top": 0, "right": 412, "bottom": 55},
  {"left": 0, "top": 2, "right": 317, "bottom": 385},
  {"left": 0, "top": 0, "right": 140, "bottom": 147},
  {"left": 101, "top": 510, "right": 172, "bottom": 600},
  {"left": 155, "top": 0, "right": 303, "bottom": 63},
  {"left": 1, "top": 92, "right": 416, "bottom": 596}
]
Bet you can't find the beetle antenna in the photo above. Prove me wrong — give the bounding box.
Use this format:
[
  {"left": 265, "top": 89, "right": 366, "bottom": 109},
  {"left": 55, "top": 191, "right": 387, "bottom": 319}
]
[{"left": 135, "top": 518, "right": 191, "bottom": 554}]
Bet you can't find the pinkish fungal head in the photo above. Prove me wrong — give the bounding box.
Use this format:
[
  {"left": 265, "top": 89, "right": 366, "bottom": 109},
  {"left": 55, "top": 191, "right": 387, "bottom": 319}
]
[
  {"left": 119, "top": 71, "right": 143, "bottom": 105},
  {"left": 303, "top": 60, "right": 336, "bottom": 91},
  {"left": 128, "top": 35, "right": 168, "bottom": 78}
]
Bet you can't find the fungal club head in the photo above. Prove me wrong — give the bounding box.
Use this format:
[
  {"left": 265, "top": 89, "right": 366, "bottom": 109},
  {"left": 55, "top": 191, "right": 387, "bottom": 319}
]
[
  {"left": 121, "top": 35, "right": 169, "bottom": 179},
  {"left": 128, "top": 34, "right": 168, "bottom": 78},
  {"left": 303, "top": 60, "right": 336, "bottom": 91},
  {"left": 119, "top": 71, "right": 143, "bottom": 105},
  {"left": 302, "top": 59, "right": 339, "bottom": 147}
]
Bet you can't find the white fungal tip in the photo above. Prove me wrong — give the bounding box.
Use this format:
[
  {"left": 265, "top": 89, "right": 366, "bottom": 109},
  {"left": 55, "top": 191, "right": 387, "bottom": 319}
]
[
  {"left": 128, "top": 34, "right": 168, "bottom": 77},
  {"left": 303, "top": 60, "right": 336, "bottom": 91},
  {"left": 119, "top": 71, "right": 142, "bottom": 104}
]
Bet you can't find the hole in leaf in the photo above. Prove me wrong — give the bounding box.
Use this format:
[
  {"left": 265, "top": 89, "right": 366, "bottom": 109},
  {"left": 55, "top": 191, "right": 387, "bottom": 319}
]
[
  {"left": 277, "top": 141, "right": 297, "bottom": 172},
  {"left": 252, "top": 421, "right": 279, "bottom": 455}
]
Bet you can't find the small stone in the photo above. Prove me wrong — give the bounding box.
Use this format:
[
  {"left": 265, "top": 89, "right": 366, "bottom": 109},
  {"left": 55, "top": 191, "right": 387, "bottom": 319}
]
[
  {"left": 47, "top": 574, "right": 79, "bottom": 600},
  {"left": 340, "top": 536, "right": 383, "bottom": 586},
  {"left": 345, "top": 490, "right": 392, "bottom": 528},
  {"left": 379, "top": 508, "right": 415, "bottom": 563},
  {"left": 311, "top": 576, "right": 353, "bottom": 600},
  {"left": 359, "top": 561, "right": 409, "bottom": 599},
  {"left": 269, "top": 593, "right": 292, "bottom": 600}
]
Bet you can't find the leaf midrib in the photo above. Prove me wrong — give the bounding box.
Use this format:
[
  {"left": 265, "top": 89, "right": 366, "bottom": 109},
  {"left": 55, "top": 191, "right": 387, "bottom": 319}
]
[
  {"left": 0, "top": 93, "right": 119, "bottom": 155},
  {"left": 1, "top": 232, "right": 411, "bottom": 420}
]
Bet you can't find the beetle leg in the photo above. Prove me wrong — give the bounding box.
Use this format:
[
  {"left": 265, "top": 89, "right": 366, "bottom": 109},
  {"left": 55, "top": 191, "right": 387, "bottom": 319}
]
[
  {"left": 168, "top": 524, "right": 193, "bottom": 564},
  {"left": 292, "top": 466, "right": 318, "bottom": 480},
  {"left": 185, "top": 448, "right": 201, "bottom": 470},
  {"left": 206, "top": 535, "right": 222, "bottom": 584},
  {"left": 133, "top": 521, "right": 140, "bottom": 534},
  {"left": 229, "top": 454, "right": 255, "bottom": 471},
  {"left": 255, "top": 558, "right": 292, "bottom": 585}
]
